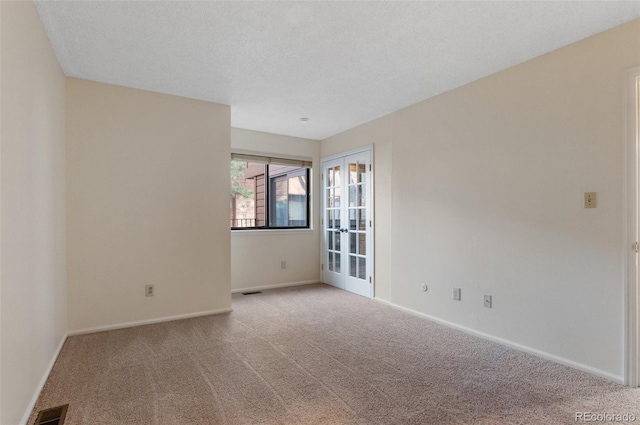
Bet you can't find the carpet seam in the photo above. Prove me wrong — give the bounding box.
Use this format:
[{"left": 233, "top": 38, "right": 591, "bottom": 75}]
[
  {"left": 191, "top": 352, "right": 229, "bottom": 425},
  {"left": 240, "top": 356, "right": 303, "bottom": 423},
  {"left": 264, "top": 339, "right": 359, "bottom": 417}
]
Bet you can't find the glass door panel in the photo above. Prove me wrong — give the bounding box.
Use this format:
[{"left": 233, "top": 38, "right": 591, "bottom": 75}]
[{"left": 322, "top": 160, "right": 344, "bottom": 287}]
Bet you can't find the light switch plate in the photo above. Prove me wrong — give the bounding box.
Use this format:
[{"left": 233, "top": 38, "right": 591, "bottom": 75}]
[
  {"left": 453, "top": 288, "right": 461, "bottom": 301},
  {"left": 484, "top": 295, "right": 492, "bottom": 308}
]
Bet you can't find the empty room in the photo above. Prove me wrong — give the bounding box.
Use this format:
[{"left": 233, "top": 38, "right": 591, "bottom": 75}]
[{"left": 2, "top": 1, "right": 640, "bottom": 424}]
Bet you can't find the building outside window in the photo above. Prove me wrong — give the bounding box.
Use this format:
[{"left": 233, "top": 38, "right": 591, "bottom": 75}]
[{"left": 230, "top": 155, "right": 311, "bottom": 229}]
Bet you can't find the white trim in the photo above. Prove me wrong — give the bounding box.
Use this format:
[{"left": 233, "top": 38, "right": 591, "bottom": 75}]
[
  {"left": 625, "top": 66, "right": 640, "bottom": 388},
  {"left": 374, "top": 297, "right": 624, "bottom": 384},
  {"left": 67, "top": 308, "right": 232, "bottom": 336},
  {"left": 20, "top": 333, "right": 68, "bottom": 425},
  {"left": 370, "top": 146, "right": 376, "bottom": 298},
  {"left": 320, "top": 144, "right": 374, "bottom": 163},
  {"left": 231, "top": 280, "right": 319, "bottom": 294}
]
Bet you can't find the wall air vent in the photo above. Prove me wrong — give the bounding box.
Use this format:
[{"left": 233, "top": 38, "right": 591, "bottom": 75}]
[{"left": 34, "top": 404, "right": 68, "bottom": 425}]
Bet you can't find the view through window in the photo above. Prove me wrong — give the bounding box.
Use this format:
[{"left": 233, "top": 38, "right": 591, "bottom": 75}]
[{"left": 230, "top": 157, "right": 310, "bottom": 229}]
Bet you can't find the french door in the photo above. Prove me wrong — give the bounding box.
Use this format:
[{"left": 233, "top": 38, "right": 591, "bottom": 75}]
[{"left": 321, "top": 148, "right": 373, "bottom": 298}]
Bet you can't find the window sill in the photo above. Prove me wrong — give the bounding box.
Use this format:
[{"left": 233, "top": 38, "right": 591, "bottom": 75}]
[{"left": 231, "top": 228, "right": 315, "bottom": 236}]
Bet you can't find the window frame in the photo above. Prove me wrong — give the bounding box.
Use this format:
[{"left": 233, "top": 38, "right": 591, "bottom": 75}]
[{"left": 231, "top": 160, "right": 311, "bottom": 231}]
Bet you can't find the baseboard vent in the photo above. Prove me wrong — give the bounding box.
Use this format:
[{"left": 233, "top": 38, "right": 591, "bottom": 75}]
[
  {"left": 242, "top": 291, "right": 262, "bottom": 295},
  {"left": 34, "top": 404, "right": 68, "bottom": 425}
]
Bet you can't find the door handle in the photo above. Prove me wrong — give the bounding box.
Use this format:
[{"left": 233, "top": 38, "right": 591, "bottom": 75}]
[{"left": 340, "top": 228, "right": 348, "bottom": 233}]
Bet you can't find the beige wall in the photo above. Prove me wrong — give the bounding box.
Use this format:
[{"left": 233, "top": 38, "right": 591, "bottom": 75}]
[
  {"left": 231, "top": 128, "right": 321, "bottom": 292},
  {"left": 66, "top": 79, "right": 231, "bottom": 332},
  {"left": 1, "top": 2, "right": 67, "bottom": 424},
  {"left": 322, "top": 19, "right": 640, "bottom": 381}
]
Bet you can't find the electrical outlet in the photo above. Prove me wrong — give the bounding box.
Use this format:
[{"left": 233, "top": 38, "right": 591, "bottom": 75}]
[
  {"left": 145, "top": 284, "right": 154, "bottom": 297},
  {"left": 453, "top": 288, "right": 461, "bottom": 301},
  {"left": 281, "top": 260, "right": 286, "bottom": 270},
  {"left": 584, "top": 192, "right": 597, "bottom": 208},
  {"left": 484, "top": 295, "right": 492, "bottom": 308}
]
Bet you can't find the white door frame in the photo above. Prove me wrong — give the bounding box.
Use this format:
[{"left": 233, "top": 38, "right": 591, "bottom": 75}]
[
  {"left": 321, "top": 144, "right": 375, "bottom": 299},
  {"left": 625, "top": 66, "right": 640, "bottom": 388}
]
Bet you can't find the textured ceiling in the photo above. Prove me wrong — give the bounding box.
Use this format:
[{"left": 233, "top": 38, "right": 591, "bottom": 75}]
[{"left": 35, "top": 1, "right": 640, "bottom": 140}]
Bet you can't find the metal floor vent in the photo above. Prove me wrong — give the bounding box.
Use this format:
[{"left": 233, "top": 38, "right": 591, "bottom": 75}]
[
  {"left": 242, "top": 291, "right": 262, "bottom": 295},
  {"left": 34, "top": 404, "right": 68, "bottom": 425}
]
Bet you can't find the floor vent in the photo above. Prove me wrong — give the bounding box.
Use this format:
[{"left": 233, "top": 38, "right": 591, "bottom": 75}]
[
  {"left": 242, "top": 291, "right": 262, "bottom": 295},
  {"left": 34, "top": 404, "right": 68, "bottom": 425}
]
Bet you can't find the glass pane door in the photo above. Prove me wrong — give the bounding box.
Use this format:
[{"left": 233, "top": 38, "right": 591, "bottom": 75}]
[
  {"left": 322, "top": 158, "right": 344, "bottom": 288},
  {"left": 348, "top": 162, "right": 367, "bottom": 279},
  {"left": 343, "top": 152, "right": 371, "bottom": 298},
  {"left": 321, "top": 149, "right": 373, "bottom": 298}
]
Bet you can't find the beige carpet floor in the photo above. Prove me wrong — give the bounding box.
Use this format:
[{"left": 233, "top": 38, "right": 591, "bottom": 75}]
[{"left": 29, "top": 283, "right": 639, "bottom": 424}]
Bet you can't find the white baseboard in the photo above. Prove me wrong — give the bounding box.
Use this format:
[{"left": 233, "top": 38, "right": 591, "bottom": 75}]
[
  {"left": 21, "top": 332, "right": 68, "bottom": 425},
  {"left": 67, "top": 308, "right": 233, "bottom": 336},
  {"left": 373, "top": 297, "right": 624, "bottom": 385},
  {"left": 231, "top": 280, "right": 319, "bottom": 294}
]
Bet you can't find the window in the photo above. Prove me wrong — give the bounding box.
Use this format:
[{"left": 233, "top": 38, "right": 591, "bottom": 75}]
[{"left": 230, "top": 154, "right": 311, "bottom": 229}]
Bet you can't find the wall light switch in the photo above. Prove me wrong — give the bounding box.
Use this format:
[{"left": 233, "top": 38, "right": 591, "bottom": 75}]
[
  {"left": 484, "top": 295, "right": 492, "bottom": 308},
  {"left": 584, "top": 192, "right": 597, "bottom": 208},
  {"left": 453, "top": 288, "right": 461, "bottom": 301}
]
